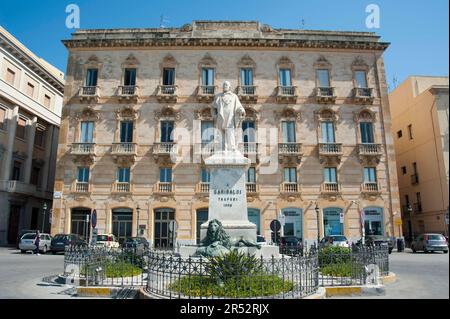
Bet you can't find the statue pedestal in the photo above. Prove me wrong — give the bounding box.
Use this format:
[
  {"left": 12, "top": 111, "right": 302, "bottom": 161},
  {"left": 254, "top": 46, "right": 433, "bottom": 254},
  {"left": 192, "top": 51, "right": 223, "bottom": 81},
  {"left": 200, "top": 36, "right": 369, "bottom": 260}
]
[{"left": 200, "top": 151, "right": 257, "bottom": 243}]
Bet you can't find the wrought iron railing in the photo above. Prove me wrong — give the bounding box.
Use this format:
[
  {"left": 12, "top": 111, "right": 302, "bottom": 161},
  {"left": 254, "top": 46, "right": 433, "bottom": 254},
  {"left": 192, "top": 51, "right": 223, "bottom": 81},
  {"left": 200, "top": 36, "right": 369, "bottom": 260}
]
[
  {"left": 238, "top": 85, "right": 256, "bottom": 95},
  {"left": 119, "top": 85, "right": 138, "bottom": 96},
  {"left": 277, "top": 86, "right": 297, "bottom": 96},
  {"left": 316, "top": 87, "right": 335, "bottom": 97},
  {"left": 79, "top": 86, "right": 98, "bottom": 96},
  {"left": 354, "top": 87, "right": 373, "bottom": 98}
]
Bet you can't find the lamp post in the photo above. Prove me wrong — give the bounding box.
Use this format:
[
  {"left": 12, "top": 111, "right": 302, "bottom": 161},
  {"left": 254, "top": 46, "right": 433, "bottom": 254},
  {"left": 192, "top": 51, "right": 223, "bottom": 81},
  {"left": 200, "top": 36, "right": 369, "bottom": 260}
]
[
  {"left": 136, "top": 204, "right": 140, "bottom": 237},
  {"left": 407, "top": 204, "right": 413, "bottom": 240},
  {"left": 42, "top": 202, "right": 48, "bottom": 233},
  {"left": 315, "top": 203, "right": 320, "bottom": 247}
]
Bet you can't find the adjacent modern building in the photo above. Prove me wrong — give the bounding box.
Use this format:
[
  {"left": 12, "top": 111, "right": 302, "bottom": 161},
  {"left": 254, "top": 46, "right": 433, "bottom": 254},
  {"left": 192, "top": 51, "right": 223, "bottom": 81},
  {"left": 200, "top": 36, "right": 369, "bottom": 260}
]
[
  {"left": 390, "top": 76, "right": 449, "bottom": 238},
  {"left": 0, "top": 26, "right": 64, "bottom": 245},
  {"left": 52, "top": 21, "right": 401, "bottom": 247}
]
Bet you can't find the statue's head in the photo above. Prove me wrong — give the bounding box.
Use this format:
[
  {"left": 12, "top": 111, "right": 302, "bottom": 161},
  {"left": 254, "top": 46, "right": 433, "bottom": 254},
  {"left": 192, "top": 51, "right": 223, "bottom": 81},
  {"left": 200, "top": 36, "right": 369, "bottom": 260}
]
[
  {"left": 223, "top": 81, "right": 231, "bottom": 93},
  {"left": 202, "top": 219, "right": 231, "bottom": 247}
]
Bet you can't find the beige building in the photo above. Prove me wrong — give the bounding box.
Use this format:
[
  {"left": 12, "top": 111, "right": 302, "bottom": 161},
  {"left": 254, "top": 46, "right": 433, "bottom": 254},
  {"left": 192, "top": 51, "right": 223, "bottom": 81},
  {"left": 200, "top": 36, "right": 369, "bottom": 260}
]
[
  {"left": 0, "top": 26, "right": 64, "bottom": 245},
  {"left": 390, "top": 76, "right": 449, "bottom": 239},
  {"left": 52, "top": 21, "right": 401, "bottom": 247}
]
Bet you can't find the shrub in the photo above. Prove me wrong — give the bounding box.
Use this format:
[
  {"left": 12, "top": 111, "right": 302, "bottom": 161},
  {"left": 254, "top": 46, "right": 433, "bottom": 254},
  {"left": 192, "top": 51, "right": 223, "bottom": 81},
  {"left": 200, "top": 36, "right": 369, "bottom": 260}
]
[
  {"left": 206, "top": 250, "right": 263, "bottom": 282},
  {"left": 320, "top": 262, "right": 364, "bottom": 277},
  {"left": 318, "top": 246, "right": 352, "bottom": 266}
]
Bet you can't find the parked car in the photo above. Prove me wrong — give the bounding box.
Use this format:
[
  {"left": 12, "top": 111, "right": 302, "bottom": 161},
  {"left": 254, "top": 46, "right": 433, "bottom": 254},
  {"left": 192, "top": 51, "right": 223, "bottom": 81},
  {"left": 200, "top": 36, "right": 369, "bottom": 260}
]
[
  {"left": 50, "top": 234, "right": 87, "bottom": 254},
  {"left": 444, "top": 235, "right": 449, "bottom": 246},
  {"left": 16, "top": 229, "right": 38, "bottom": 249},
  {"left": 122, "top": 237, "right": 149, "bottom": 254},
  {"left": 256, "top": 235, "right": 269, "bottom": 246},
  {"left": 411, "top": 233, "right": 448, "bottom": 253},
  {"left": 19, "top": 233, "right": 52, "bottom": 254},
  {"left": 95, "top": 234, "right": 120, "bottom": 248},
  {"left": 356, "top": 235, "right": 394, "bottom": 253},
  {"left": 279, "top": 236, "right": 303, "bottom": 255},
  {"left": 320, "top": 235, "right": 349, "bottom": 248}
]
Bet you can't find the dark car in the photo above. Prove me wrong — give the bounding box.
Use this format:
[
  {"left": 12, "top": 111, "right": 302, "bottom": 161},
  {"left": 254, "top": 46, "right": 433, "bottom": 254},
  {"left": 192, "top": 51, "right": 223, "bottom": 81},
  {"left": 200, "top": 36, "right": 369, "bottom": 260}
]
[
  {"left": 16, "top": 229, "right": 38, "bottom": 249},
  {"left": 279, "top": 236, "right": 303, "bottom": 256},
  {"left": 50, "top": 234, "right": 87, "bottom": 254},
  {"left": 411, "top": 233, "right": 448, "bottom": 253},
  {"left": 359, "top": 235, "right": 394, "bottom": 254},
  {"left": 122, "top": 237, "right": 149, "bottom": 254}
]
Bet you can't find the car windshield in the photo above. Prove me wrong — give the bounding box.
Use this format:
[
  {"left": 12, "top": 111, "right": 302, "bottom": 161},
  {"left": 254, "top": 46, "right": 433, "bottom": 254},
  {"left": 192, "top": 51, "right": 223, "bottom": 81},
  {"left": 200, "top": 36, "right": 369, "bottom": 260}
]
[
  {"left": 53, "top": 235, "right": 70, "bottom": 241},
  {"left": 428, "top": 234, "right": 445, "bottom": 240},
  {"left": 284, "top": 237, "right": 299, "bottom": 243},
  {"left": 331, "top": 236, "right": 347, "bottom": 241},
  {"left": 22, "top": 233, "right": 36, "bottom": 240}
]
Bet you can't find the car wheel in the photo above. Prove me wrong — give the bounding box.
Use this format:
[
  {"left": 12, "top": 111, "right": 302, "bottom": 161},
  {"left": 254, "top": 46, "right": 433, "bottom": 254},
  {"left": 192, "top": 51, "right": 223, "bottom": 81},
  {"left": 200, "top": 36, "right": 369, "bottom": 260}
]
[
  {"left": 42, "top": 245, "right": 47, "bottom": 254},
  {"left": 412, "top": 246, "right": 416, "bottom": 253},
  {"left": 20, "top": 250, "right": 26, "bottom": 254}
]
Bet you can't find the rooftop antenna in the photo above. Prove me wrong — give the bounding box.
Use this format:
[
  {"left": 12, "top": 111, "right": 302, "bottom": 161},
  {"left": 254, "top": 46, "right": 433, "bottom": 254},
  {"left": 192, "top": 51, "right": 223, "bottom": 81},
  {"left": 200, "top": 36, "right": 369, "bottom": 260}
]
[
  {"left": 300, "top": 18, "right": 305, "bottom": 29},
  {"left": 160, "top": 15, "right": 169, "bottom": 28},
  {"left": 393, "top": 75, "right": 398, "bottom": 88}
]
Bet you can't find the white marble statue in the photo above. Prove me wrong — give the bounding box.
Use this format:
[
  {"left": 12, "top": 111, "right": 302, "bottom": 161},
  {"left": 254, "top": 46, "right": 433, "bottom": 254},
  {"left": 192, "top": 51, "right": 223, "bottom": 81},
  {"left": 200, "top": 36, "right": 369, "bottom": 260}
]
[{"left": 211, "top": 81, "right": 246, "bottom": 152}]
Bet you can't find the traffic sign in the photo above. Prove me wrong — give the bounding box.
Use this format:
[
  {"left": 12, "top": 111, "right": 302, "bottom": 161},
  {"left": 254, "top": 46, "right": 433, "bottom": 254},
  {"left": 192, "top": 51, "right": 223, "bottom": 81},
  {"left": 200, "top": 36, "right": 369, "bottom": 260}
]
[
  {"left": 395, "top": 218, "right": 402, "bottom": 226},
  {"left": 270, "top": 220, "right": 281, "bottom": 232},
  {"left": 91, "top": 209, "right": 97, "bottom": 228}
]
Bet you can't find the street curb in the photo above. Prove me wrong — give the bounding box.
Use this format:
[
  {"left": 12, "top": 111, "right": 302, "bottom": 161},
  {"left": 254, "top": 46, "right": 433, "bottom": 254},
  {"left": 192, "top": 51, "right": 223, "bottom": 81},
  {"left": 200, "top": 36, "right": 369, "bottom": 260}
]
[
  {"left": 325, "top": 285, "right": 385, "bottom": 297},
  {"left": 381, "top": 272, "right": 397, "bottom": 285}
]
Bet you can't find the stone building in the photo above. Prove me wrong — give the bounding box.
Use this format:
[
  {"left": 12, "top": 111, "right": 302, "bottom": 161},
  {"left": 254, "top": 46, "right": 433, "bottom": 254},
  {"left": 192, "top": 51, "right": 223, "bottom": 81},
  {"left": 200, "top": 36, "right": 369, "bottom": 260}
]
[
  {"left": 390, "top": 76, "right": 449, "bottom": 238},
  {"left": 52, "top": 21, "right": 401, "bottom": 247},
  {"left": 0, "top": 26, "right": 64, "bottom": 244}
]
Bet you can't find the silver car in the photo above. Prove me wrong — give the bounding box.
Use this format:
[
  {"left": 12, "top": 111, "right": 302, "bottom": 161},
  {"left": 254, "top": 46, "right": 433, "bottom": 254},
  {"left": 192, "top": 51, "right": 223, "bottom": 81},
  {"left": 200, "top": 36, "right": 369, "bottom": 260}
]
[
  {"left": 412, "top": 233, "right": 448, "bottom": 253},
  {"left": 19, "top": 233, "right": 52, "bottom": 254}
]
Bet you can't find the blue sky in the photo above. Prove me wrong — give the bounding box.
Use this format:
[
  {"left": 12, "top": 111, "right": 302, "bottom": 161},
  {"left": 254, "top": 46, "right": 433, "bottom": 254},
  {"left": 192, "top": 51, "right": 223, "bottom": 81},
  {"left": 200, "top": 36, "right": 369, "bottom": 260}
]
[{"left": 0, "top": 0, "right": 448, "bottom": 90}]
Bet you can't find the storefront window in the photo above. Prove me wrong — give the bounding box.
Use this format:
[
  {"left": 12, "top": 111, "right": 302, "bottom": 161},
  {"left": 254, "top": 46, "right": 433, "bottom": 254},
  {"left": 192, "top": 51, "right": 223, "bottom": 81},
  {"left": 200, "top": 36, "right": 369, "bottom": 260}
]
[
  {"left": 281, "top": 208, "right": 302, "bottom": 240},
  {"left": 323, "top": 208, "right": 343, "bottom": 236},
  {"left": 364, "top": 207, "right": 383, "bottom": 236}
]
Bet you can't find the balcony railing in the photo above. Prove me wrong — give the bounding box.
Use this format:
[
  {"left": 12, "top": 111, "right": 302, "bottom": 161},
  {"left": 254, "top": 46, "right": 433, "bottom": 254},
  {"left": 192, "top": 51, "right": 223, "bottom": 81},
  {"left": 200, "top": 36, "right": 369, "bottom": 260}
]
[
  {"left": 196, "top": 182, "right": 210, "bottom": 194},
  {"left": 276, "top": 86, "right": 297, "bottom": 103},
  {"left": 157, "top": 85, "right": 178, "bottom": 102},
  {"left": 154, "top": 182, "right": 174, "bottom": 194},
  {"left": 238, "top": 85, "right": 256, "bottom": 95},
  {"left": 278, "top": 143, "right": 303, "bottom": 156},
  {"left": 315, "top": 87, "right": 336, "bottom": 103},
  {"left": 79, "top": 86, "right": 99, "bottom": 96},
  {"left": 153, "top": 142, "right": 177, "bottom": 155},
  {"left": 361, "top": 182, "right": 381, "bottom": 194},
  {"left": 413, "top": 202, "right": 423, "bottom": 213},
  {"left": 239, "top": 142, "right": 259, "bottom": 155},
  {"left": 319, "top": 143, "right": 343, "bottom": 155},
  {"left": 194, "top": 142, "right": 219, "bottom": 156},
  {"left": 0, "top": 180, "right": 36, "bottom": 195},
  {"left": 73, "top": 182, "right": 90, "bottom": 193},
  {"left": 358, "top": 143, "right": 382, "bottom": 155},
  {"left": 112, "top": 143, "right": 137, "bottom": 155},
  {"left": 112, "top": 181, "right": 131, "bottom": 193},
  {"left": 119, "top": 85, "right": 138, "bottom": 96},
  {"left": 280, "top": 182, "right": 300, "bottom": 193},
  {"left": 354, "top": 87, "right": 373, "bottom": 98},
  {"left": 71, "top": 143, "right": 95, "bottom": 155},
  {"left": 246, "top": 183, "right": 260, "bottom": 194},
  {"left": 411, "top": 174, "right": 419, "bottom": 185},
  {"left": 321, "top": 182, "right": 341, "bottom": 194}
]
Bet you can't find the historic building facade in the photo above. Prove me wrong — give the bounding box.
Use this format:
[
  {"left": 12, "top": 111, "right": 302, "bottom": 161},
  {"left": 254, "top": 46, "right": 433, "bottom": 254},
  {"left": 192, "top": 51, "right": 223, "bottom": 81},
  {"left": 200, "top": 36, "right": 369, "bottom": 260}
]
[
  {"left": 52, "top": 21, "right": 401, "bottom": 247},
  {"left": 390, "top": 76, "right": 449, "bottom": 238},
  {"left": 0, "top": 26, "right": 64, "bottom": 244}
]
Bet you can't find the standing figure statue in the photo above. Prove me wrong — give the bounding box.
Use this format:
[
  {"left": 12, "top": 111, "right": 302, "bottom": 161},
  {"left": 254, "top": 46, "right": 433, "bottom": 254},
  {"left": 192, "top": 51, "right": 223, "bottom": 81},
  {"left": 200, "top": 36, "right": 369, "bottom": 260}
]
[{"left": 211, "top": 81, "right": 246, "bottom": 152}]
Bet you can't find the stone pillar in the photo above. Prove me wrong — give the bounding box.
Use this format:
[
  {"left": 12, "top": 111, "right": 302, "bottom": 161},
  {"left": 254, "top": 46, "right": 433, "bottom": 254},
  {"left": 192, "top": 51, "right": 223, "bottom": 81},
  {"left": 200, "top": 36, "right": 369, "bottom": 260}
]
[
  {"left": 40, "top": 125, "right": 54, "bottom": 191},
  {"left": 1, "top": 106, "right": 19, "bottom": 181},
  {"left": 24, "top": 116, "right": 37, "bottom": 183}
]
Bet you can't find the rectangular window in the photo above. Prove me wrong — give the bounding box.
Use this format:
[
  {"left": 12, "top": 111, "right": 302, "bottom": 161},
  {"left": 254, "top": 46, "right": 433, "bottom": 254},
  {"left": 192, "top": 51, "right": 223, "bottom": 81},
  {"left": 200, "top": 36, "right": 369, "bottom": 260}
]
[
  {"left": 163, "top": 68, "right": 175, "bottom": 85},
  {"left": 284, "top": 167, "right": 297, "bottom": 183},
  {"left": 6, "top": 68, "right": 15, "bottom": 85},
  {"left": 416, "top": 192, "right": 421, "bottom": 204},
  {"left": 321, "top": 121, "right": 335, "bottom": 143},
  {"left": 405, "top": 195, "right": 410, "bottom": 206},
  {"left": 0, "top": 108, "right": 5, "bottom": 130},
  {"left": 77, "top": 167, "right": 89, "bottom": 183},
  {"left": 160, "top": 121, "right": 174, "bottom": 143},
  {"left": 201, "top": 68, "right": 214, "bottom": 86},
  {"left": 16, "top": 117, "right": 26, "bottom": 139},
  {"left": 123, "top": 68, "right": 136, "bottom": 86},
  {"left": 12, "top": 161, "right": 21, "bottom": 181},
  {"left": 117, "top": 167, "right": 130, "bottom": 183},
  {"left": 360, "top": 122, "right": 374, "bottom": 143},
  {"left": 26, "top": 83, "right": 35, "bottom": 97},
  {"left": 247, "top": 167, "right": 256, "bottom": 183},
  {"left": 397, "top": 130, "right": 402, "bottom": 138},
  {"left": 324, "top": 167, "right": 337, "bottom": 183},
  {"left": 281, "top": 121, "right": 296, "bottom": 143},
  {"left": 354, "top": 70, "right": 368, "bottom": 88},
  {"left": 120, "top": 121, "right": 133, "bottom": 143},
  {"left": 85, "top": 68, "right": 98, "bottom": 86},
  {"left": 412, "top": 162, "right": 418, "bottom": 175},
  {"left": 34, "top": 128, "right": 45, "bottom": 147},
  {"left": 43, "top": 94, "right": 51, "bottom": 108},
  {"left": 317, "top": 69, "right": 330, "bottom": 87},
  {"left": 201, "top": 121, "right": 214, "bottom": 143},
  {"left": 408, "top": 124, "right": 413, "bottom": 140},
  {"left": 160, "top": 168, "right": 172, "bottom": 183},
  {"left": 201, "top": 168, "right": 210, "bottom": 183},
  {"left": 30, "top": 167, "right": 40, "bottom": 186},
  {"left": 240, "top": 68, "right": 253, "bottom": 86},
  {"left": 279, "top": 69, "right": 292, "bottom": 86},
  {"left": 401, "top": 166, "right": 407, "bottom": 175},
  {"left": 242, "top": 121, "right": 256, "bottom": 143},
  {"left": 364, "top": 167, "right": 377, "bottom": 182},
  {"left": 80, "top": 121, "right": 94, "bottom": 143}
]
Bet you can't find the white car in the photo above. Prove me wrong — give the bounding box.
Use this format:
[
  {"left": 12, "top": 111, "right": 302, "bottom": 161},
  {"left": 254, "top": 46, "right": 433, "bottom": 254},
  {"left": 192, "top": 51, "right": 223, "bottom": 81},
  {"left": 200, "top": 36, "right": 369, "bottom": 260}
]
[
  {"left": 95, "top": 234, "right": 120, "bottom": 248},
  {"left": 320, "top": 235, "right": 349, "bottom": 248},
  {"left": 19, "top": 233, "right": 52, "bottom": 254}
]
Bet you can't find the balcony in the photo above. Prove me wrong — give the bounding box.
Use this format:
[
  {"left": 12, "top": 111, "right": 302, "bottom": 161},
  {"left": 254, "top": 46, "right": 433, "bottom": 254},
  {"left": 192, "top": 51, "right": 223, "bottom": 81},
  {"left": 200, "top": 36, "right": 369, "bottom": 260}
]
[
  {"left": 0, "top": 180, "right": 36, "bottom": 196},
  {"left": 278, "top": 143, "right": 303, "bottom": 164},
  {"left": 194, "top": 142, "right": 220, "bottom": 157},
  {"left": 71, "top": 143, "right": 96, "bottom": 163},
  {"left": 315, "top": 87, "right": 336, "bottom": 104},
  {"left": 196, "top": 182, "right": 210, "bottom": 195},
  {"left": 280, "top": 182, "right": 300, "bottom": 194},
  {"left": 353, "top": 87, "right": 374, "bottom": 104},
  {"left": 157, "top": 85, "right": 178, "bottom": 103},
  {"left": 197, "top": 85, "right": 217, "bottom": 103},
  {"left": 318, "top": 143, "right": 343, "bottom": 164},
  {"left": 276, "top": 86, "right": 298, "bottom": 103},
  {"left": 111, "top": 143, "right": 137, "bottom": 164},
  {"left": 118, "top": 85, "right": 139, "bottom": 102},
  {"left": 361, "top": 182, "right": 382, "bottom": 195},
  {"left": 237, "top": 85, "right": 258, "bottom": 103},
  {"left": 246, "top": 183, "right": 260, "bottom": 195},
  {"left": 153, "top": 142, "right": 177, "bottom": 158},
  {"left": 358, "top": 143, "right": 382, "bottom": 164},
  {"left": 413, "top": 202, "right": 423, "bottom": 213},
  {"left": 239, "top": 142, "right": 260, "bottom": 158},
  {"left": 111, "top": 181, "right": 132, "bottom": 194},
  {"left": 321, "top": 182, "right": 341, "bottom": 194},
  {"left": 72, "top": 181, "right": 90, "bottom": 194},
  {"left": 154, "top": 182, "right": 175, "bottom": 194},
  {"left": 78, "top": 86, "right": 100, "bottom": 102},
  {"left": 411, "top": 174, "right": 419, "bottom": 185}
]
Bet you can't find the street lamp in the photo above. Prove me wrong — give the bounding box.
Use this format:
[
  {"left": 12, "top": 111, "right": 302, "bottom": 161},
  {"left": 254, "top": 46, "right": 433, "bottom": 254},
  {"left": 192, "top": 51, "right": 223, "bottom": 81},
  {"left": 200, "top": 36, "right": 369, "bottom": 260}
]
[
  {"left": 42, "top": 202, "right": 48, "bottom": 233},
  {"left": 136, "top": 204, "right": 140, "bottom": 237},
  {"left": 407, "top": 204, "right": 413, "bottom": 240},
  {"left": 315, "top": 203, "right": 320, "bottom": 247}
]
